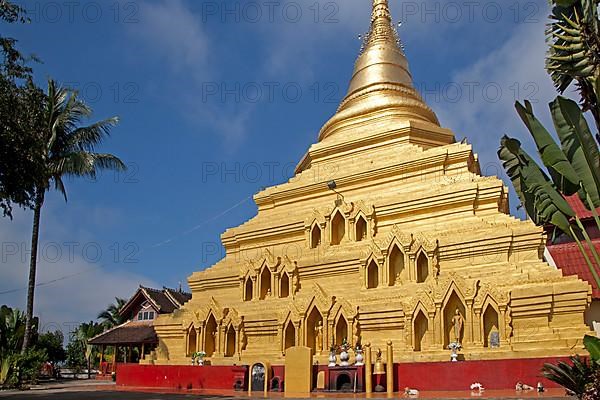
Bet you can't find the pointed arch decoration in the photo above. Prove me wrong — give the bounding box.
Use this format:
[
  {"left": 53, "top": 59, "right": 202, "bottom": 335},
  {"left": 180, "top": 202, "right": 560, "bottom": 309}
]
[
  {"left": 416, "top": 250, "right": 429, "bottom": 283},
  {"left": 238, "top": 250, "right": 299, "bottom": 300},
  {"left": 204, "top": 312, "right": 218, "bottom": 357},
  {"left": 185, "top": 322, "right": 198, "bottom": 357},
  {"left": 304, "top": 209, "right": 327, "bottom": 249},
  {"left": 355, "top": 214, "right": 368, "bottom": 242},
  {"left": 359, "top": 227, "right": 440, "bottom": 284},
  {"left": 224, "top": 324, "right": 236, "bottom": 357},
  {"left": 330, "top": 209, "right": 346, "bottom": 245},
  {"left": 349, "top": 201, "right": 377, "bottom": 240}
]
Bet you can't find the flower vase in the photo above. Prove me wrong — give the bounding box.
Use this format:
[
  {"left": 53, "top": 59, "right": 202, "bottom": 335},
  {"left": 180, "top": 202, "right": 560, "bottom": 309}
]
[
  {"left": 197, "top": 358, "right": 204, "bottom": 366},
  {"left": 354, "top": 349, "right": 364, "bottom": 366},
  {"left": 328, "top": 352, "right": 337, "bottom": 367},
  {"left": 191, "top": 359, "right": 195, "bottom": 366},
  {"left": 340, "top": 350, "right": 350, "bottom": 367},
  {"left": 450, "top": 350, "right": 458, "bottom": 362}
]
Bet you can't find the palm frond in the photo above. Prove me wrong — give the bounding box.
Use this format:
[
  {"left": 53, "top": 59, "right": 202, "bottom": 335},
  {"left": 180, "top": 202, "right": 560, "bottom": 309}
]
[{"left": 67, "top": 117, "right": 119, "bottom": 152}]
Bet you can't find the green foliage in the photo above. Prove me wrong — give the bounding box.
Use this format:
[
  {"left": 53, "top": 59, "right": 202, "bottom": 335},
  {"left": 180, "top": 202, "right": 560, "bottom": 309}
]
[
  {"left": 498, "top": 135, "right": 576, "bottom": 235},
  {"left": 543, "top": 355, "right": 594, "bottom": 398},
  {"left": 515, "top": 100, "right": 581, "bottom": 196},
  {"left": 65, "top": 321, "right": 104, "bottom": 373},
  {"left": 65, "top": 335, "right": 86, "bottom": 374},
  {"left": 498, "top": 98, "right": 600, "bottom": 287},
  {"left": 551, "top": 96, "right": 600, "bottom": 208},
  {"left": 0, "top": 305, "right": 42, "bottom": 388},
  {"left": 0, "top": 0, "right": 32, "bottom": 79},
  {"left": 508, "top": 97, "right": 600, "bottom": 212},
  {"left": 6, "top": 348, "right": 47, "bottom": 387},
  {"left": 542, "top": 335, "right": 600, "bottom": 398},
  {"left": 97, "top": 297, "right": 127, "bottom": 329},
  {"left": 546, "top": 0, "right": 600, "bottom": 127},
  {"left": 37, "top": 331, "right": 66, "bottom": 364},
  {"left": 0, "top": 1, "right": 45, "bottom": 218},
  {"left": 584, "top": 334, "right": 600, "bottom": 364},
  {"left": 0, "top": 75, "right": 46, "bottom": 218}
]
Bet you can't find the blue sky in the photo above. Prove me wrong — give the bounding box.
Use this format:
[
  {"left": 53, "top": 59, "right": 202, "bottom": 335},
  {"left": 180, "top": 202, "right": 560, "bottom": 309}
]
[{"left": 0, "top": 0, "right": 563, "bottom": 332}]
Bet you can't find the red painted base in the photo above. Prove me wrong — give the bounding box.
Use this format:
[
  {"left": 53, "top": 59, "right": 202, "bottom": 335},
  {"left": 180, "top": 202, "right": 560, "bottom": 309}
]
[
  {"left": 393, "top": 357, "right": 572, "bottom": 391},
  {"left": 116, "top": 364, "right": 248, "bottom": 391},
  {"left": 115, "top": 357, "right": 573, "bottom": 392}
]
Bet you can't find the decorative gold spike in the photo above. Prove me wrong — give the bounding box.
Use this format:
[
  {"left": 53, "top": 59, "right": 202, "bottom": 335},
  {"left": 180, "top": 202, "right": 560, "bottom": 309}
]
[{"left": 317, "top": 0, "right": 440, "bottom": 141}]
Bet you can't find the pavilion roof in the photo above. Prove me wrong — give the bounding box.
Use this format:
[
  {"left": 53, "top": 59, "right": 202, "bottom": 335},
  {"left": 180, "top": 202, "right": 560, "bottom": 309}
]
[
  {"left": 88, "top": 320, "right": 157, "bottom": 346},
  {"left": 547, "top": 238, "right": 600, "bottom": 299},
  {"left": 565, "top": 195, "right": 600, "bottom": 220},
  {"left": 119, "top": 286, "right": 191, "bottom": 317}
]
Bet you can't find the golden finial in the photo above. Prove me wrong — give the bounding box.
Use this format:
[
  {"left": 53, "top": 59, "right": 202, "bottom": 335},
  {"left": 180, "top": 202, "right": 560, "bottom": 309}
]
[
  {"left": 366, "top": 0, "right": 395, "bottom": 45},
  {"left": 315, "top": 0, "right": 440, "bottom": 143}
]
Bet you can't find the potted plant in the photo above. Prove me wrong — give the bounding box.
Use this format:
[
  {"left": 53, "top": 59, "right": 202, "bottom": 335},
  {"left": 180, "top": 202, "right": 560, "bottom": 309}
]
[
  {"left": 339, "top": 338, "right": 351, "bottom": 367},
  {"left": 448, "top": 342, "right": 462, "bottom": 362},
  {"left": 193, "top": 351, "right": 206, "bottom": 366},
  {"left": 328, "top": 345, "right": 337, "bottom": 367},
  {"left": 354, "top": 344, "right": 364, "bottom": 366}
]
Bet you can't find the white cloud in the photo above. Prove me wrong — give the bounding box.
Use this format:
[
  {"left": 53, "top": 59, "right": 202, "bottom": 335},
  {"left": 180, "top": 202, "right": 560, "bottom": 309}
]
[
  {"left": 433, "top": 17, "right": 556, "bottom": 171},
  {"left": 0, "top": 205, "right": 156, "bottom": 335},
  {"left": 125, "top": 0, "right": 256, "bottom": 146},
  {"left": 128, "top": 0, "right": 209, "bottom": 74}
]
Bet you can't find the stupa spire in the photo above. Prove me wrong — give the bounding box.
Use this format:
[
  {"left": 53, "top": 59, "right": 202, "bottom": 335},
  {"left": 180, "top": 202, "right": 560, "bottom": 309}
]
[
  {"left": 368, "top": 0, "right": 396, "bottom": 44},
  {"left": 318, "top": 0, "right": 440, "bottom": 142}
]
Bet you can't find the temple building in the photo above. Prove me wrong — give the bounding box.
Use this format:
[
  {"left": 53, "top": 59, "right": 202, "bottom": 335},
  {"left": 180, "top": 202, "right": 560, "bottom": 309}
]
[
  {"left": 89, "top": 286, "right": 191, "bottom": 372},
  {"left": 151, "top": 0, "right": 592, "bottom": 366}
]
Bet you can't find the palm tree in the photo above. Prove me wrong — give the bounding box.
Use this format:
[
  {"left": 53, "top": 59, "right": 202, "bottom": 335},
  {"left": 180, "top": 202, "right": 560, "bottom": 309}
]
[
  {"left": 97, "top": 297, "right": 127, "bottom": 329},
  {"left": 21, "top": 79, "right": 126, "bottom": 352}
]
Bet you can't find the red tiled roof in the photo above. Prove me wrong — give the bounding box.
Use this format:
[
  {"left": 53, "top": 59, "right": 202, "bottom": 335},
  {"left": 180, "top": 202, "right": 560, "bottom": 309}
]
[
  {"left": 566, "top": 195, "right": 600, "bottom": 220},
  {"left": 547, "top": 238, "right": 600, "bottom": 299}
]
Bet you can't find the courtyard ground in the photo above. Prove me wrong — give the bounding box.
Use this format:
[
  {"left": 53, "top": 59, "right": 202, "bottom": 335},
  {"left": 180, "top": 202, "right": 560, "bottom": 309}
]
[{"left": 0, "top": 380, "right": 576, "bottom": 399}]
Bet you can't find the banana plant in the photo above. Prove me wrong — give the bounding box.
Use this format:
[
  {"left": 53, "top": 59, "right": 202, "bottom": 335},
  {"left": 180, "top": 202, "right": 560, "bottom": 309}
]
[
  {"left": 550, "top": 96, "right": 600, "bottom": 211},
  {"left": 546, "top": 0, "right": 600, "bottom": 131},
  {"left": 583, "top": 334, "right": 600, "bottom": 364},
  {"left": 498, "top": 135, "right": 600, "bottom": 288},
  {"left": 514, "top": 97, "right": 600, "bottom": 250}
]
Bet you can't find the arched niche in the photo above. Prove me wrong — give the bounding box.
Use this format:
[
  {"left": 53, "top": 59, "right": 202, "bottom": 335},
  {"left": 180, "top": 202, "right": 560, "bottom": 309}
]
[
  {"left": 483, "top": 303, "right": 500, "bottom": 348},
  {"left": 355, "top": 215, "right": 367, "bottom": 242},
  {"left": 306, "top": 307, "right": 323, "bottom": 354},
  {"left": 443, "top": 290, "right": 466, "bottom": 347},
  {"left": 389, "top": 244, "right": 405, "bottom": 286},
  {"left": 416, "top": 251, "right": 429, "bottom": 283},
  {"left": 413, "top": 310, "right": 428, "bottom": 352},
  {"left": 244, "top": 277, "right": 253, "bottom": 301},
  {"left": 280, "top": 272, "right": 290, "bottom": 298},
  {"left": 367, "top": 259, "right": 379, "bottom": 289},
  {"left": 331, "top": 211, "right": 345, "bottom": 245},
  {"left": 225, "top": 325, "right": 236, "bottom": 357},
  {"left": 205, "top": 313, "right": 218, "bottom": 357},
  {"left": 284, "top": 321, "right": 295, "bottom": 353},
  {"left": 187, "top": 326, "right": 197, "bottom": 356},
  {"left": 311, "top": 224, "right": 321, "bottom": 249},
  {"left": 335, "top": 315, "right": 348, "bottom": 346},
  {"left": 260, "top": 267, "right": 272, "bottom": 300}
]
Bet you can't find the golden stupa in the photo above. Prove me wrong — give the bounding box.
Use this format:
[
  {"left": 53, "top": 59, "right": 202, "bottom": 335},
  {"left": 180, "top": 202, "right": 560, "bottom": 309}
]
[{"left": 151, "top": 0, "right": 591, "bottom": 365}]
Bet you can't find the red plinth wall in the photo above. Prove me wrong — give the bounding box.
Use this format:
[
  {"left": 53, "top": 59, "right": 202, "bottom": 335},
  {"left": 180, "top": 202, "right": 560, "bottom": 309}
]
[
  {"left": 116, "top": 357, "right": 574, "bottom": 392},
  {"left": 116, "top": 364, "right": 248, "bottom": 390},
  {"left": 393, "top": 357, "right": 571, "bottom": 391}
]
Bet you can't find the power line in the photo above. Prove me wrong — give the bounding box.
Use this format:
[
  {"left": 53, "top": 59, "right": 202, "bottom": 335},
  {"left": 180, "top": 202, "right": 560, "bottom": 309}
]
[{"left": 0, "top": 195, "right": 252, "bottom": 296}]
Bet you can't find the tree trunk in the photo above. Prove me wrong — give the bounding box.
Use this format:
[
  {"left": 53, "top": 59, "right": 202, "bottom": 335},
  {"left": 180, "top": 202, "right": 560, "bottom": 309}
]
[{"left": 21, "top": 190, "right": 44, "bottom": 353}]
